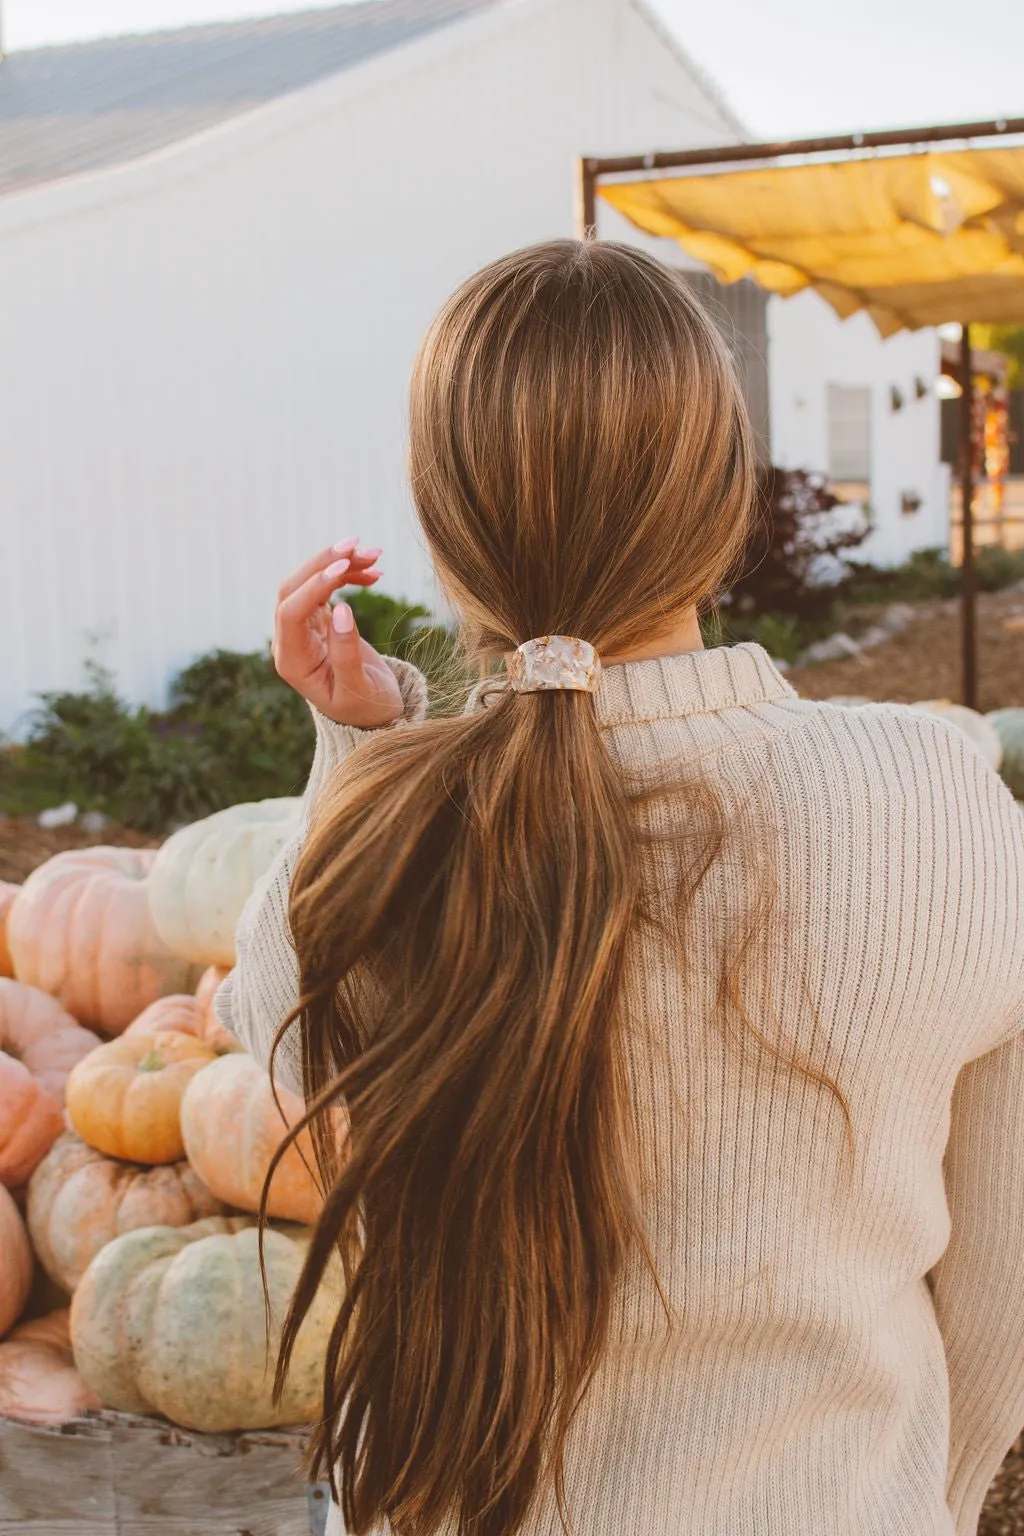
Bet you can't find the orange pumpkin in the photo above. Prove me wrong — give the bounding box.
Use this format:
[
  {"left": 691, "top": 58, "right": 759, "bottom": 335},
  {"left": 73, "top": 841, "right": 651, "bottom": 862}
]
[
  {"left": 28, "top": 1131, "right": 227, "bottom": 1292},
  {"left": 0, "top": 1309, "right": 100, "bottom": 1423},
  {"left": 66, "top": 1032, "right": 217, "bottom": 1166},
  {"left": 193, "top": 965, "right": 242, "bottom": 1054},
  {"left": 0, "top": 1185, "right": 32, "bottom": 1337},
  {"left": 0, "top": 882, "right": 19, "bottom": 979},
  {"left": 123, "top": 994, "right": 201, "bottom": 1040},
  {"left": 180, "top": 1053, "right": 322, "bottom": 1223},
  {"left": 7, "top": 847, "right": 202, "bottom": 1036}
]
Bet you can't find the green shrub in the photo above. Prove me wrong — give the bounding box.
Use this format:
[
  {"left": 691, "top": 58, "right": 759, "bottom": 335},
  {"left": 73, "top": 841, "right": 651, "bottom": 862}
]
[
  {"left": 0, "top": 590, "right": 460, "bottom": 834},
  {"left": 842, "top": 545, "right": 1024, "bottom": 604},
  {"left": 975, "top": 545, "right": 1024, "bottom": 592}
]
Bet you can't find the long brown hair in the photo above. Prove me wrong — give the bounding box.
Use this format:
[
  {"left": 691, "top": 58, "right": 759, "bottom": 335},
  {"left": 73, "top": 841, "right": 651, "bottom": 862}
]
[{"left": 269, "top": 240, "right": 852, "bottom": 1536}]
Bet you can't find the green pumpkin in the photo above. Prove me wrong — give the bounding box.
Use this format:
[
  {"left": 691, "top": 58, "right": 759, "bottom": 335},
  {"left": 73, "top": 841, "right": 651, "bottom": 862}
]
[
  {"left": 987, "top": 709, "right": 1024, "bottom": 799},
  {"left": 69, "top": 1215, "right": 340, "bottom": 1432}
]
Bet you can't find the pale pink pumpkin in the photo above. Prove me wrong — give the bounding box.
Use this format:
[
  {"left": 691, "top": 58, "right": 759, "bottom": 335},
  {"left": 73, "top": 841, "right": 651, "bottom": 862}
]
[
  {"left": 0, "top": 883, "right": 19, "bottom": 979},
  {"left": 7, "top": 848, "right": 202, "bottom": 1036},
  {"left": 0, "top": 978, "right": 101, "bottom": 1102},
  {"left": 123, "top": 994, "right": 201, "bottom": 1040},
  {"left": 193, "top": 965, "right": 242, "bottom": 1054},
  {"left": 0, "top": 1308, "right": 100, "bottom": 1423},
  {"left": 0, "top": 1185, "right": 32, "bottom": 1337},
  {"left": 0, "top": 1057, "right": 64, "bottom": 1192},
  {"left": 28, "top": 1131, "right": 227, "bottom": 1293},
  {"left": 180, "top": 1053, "right": 323, "bottom": 1223},
  {"left": 0, "top": 980, "right": 101, "bottom": 1189}
]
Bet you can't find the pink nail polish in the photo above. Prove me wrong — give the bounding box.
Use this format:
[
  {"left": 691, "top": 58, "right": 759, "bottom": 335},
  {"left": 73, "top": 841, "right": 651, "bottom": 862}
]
[
  {"left": 332, "top": 538, "right": 359, "bottom": 554},
  {"left": 332, "top": 601, "right": 354, "bottom": 634},
  {"left": 360, "top": 566, "right": 381, "bottom": 580},
  {"left": 323, "top": 557, "right": 350, "bottom": 582},
  {"left": 355, "top": 546, "right": 382, "bottom": 561}
]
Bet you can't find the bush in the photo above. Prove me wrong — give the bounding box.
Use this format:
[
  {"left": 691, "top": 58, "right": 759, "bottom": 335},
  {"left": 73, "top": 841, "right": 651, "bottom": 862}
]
[
  {"left": 842, "top": 545, "right": 1024, "bottom": 604},
  {"left": 0, "top": 590, "right": 461, "bottom": 834}
]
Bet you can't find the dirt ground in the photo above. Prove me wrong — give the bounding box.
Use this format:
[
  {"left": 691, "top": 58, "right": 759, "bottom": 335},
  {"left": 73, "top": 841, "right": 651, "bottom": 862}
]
[
  {"left": 0, "top": 818, "right": 161, "bottom": 884},
  {"left": 982, "top": 1441, "right": 1024, "bottom": 1536},
  {"left": 787, "top": 587, "right": 1024, "bottom": 711}
]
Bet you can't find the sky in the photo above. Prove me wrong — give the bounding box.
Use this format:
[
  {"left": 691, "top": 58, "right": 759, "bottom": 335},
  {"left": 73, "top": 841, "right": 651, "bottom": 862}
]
[{"left": 4, "top": 0, "right": 1023, "bottom": 141}]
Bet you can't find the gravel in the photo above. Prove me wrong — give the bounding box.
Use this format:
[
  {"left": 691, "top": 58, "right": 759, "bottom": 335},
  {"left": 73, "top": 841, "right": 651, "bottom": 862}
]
[
  {"left": 788, "top": 590, "right": 1024, "bottom": 713},
  {"left": 981, "top": 1438, "right": 1024, "bottom": 1534}
]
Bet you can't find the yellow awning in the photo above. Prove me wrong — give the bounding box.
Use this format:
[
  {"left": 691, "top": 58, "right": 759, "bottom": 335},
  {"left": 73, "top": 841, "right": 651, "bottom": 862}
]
[{"left": 599, "top": 146, "right": 1024, "bottom": 336}]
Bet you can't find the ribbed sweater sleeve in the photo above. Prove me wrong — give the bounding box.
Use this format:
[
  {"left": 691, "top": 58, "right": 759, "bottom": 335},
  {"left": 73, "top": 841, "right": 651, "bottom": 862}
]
[
  {"left": 211, "top": 656, "right": 428, "bottom": 1095},
  {"left": 925, "top": 743, "right": 1024, "bottom": 1534}
]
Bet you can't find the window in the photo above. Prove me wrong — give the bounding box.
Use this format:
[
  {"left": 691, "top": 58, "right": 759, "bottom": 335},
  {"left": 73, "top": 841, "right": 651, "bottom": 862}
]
[{"left": 827, "top": 384, "right": 872, "bottom": 483}]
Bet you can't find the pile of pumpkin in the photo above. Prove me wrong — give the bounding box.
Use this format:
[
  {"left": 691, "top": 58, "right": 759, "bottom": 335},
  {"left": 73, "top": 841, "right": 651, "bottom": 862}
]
[
  {"left": 0, "top": 796, "right": 341, "bottom": 1437},
  {"left": 827, "top": 698, "right": 1024, "bottom": 800}
]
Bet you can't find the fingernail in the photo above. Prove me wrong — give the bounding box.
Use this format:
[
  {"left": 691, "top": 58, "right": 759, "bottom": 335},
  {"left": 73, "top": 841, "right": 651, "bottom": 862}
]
[
  {"left": 323, "top": 558, "right": 350, "bottom": 582},
  {"left": 332, "top": 538, "right": 359, "bottom": 554},
  {"left": 332, "top": 601, "right": 354, "bottom": 634},
  {"left": 360, "top": 566, "right": 381, "bottom": 580},
  {"left": 355, "top": 546, "right": 382, "bottom": 561}
]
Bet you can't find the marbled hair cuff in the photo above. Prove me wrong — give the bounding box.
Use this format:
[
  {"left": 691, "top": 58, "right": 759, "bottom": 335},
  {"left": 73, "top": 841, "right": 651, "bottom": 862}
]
[{"left": 507, "top": 635, "right": 601, "bottom": 694}]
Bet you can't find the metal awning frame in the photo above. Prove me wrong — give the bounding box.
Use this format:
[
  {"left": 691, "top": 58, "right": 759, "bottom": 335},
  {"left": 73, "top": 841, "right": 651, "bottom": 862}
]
[{"left": 576, "top": 116, "right": 1024, "bottom": 708}]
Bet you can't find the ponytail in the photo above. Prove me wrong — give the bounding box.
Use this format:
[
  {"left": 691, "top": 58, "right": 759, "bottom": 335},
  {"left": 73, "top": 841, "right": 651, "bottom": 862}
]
[{"left": 274, "top": 683, "right": 654, "bottom": 1535}]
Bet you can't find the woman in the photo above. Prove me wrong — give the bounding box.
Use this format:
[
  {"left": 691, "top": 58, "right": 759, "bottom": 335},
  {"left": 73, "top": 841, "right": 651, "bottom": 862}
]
[{"left": 215, "top": 240, "right": 1024, "bottom": 1536}]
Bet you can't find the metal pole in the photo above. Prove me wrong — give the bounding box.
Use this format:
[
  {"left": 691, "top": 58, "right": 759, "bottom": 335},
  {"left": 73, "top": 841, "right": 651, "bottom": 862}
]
[
  {"left": 575, "top": 158, "right": 597, "bottom": 240},
  {"left": 582, "top": 115, "right": 1024, "bottom": 181},
  {"left": 960, "top": 323, "right": 977, "bottom": 709}
]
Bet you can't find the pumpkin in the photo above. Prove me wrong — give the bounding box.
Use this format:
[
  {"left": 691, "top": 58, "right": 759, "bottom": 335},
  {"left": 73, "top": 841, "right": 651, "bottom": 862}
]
[
  {"left": 0, "top": 1056, "right": 64, "bottom": 1193},
  {"left": 7, "top": 848, "right": 202, "bottom": 1035},
  {"left": 0, "top": 980, "right": 103, "bottom": 1189},
  {"left": 148, "top": 798, "right": 302, "bottom": 968},
  {"left": 70, "top": 1216, "right": 341, "bottom": 1432},
  {"left": 180, "top": 1053, "right": 322, "bottom": 1223},
  {"left": 123, "top": 994, "right": 201, "bottom": 1040},
  {"left": 910, "top": 700, "right": 1003, "bottom": 771},
  {"left": 0, "top": 1309, "right": 100, "bottom": 1424},
  {"left": 0, "top": 1185, "right": 32, "bottom": 1337},
  {"left": 0, "top": 979, "right": 102, "bottom": 1102},
  {"left": 987, "top": 708, "right": 1024, "bottom": 799},
  {"left": 66, "top": 1032, "right": 217, "bottom": 1165},
  {"left": 194, "top": 964, "right": 242, "bottom": 1053},
  {"left": 0, "top": 882, "right": 19, "bottom": 979},
  {"left": 27, "top": 1130, "right": 227, "bottom": 1293}
]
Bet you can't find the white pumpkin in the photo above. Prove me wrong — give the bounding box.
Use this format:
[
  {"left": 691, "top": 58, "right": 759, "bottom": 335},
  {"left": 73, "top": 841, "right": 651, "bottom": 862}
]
[
  {"left": 910, "top": 700, "right": 1003, "bottom": 772},
  {"left": 986, "top": 709, "right": 1024, "bottom": 799},
  {"left": 148, "top": 799, "right": 302, "bottom": 968}
]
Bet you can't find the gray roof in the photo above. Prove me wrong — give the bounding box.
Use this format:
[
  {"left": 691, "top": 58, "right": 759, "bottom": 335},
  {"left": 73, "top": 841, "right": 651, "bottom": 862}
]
[{"left": 0, "top": 0, "right": 500, "bottom": 197}]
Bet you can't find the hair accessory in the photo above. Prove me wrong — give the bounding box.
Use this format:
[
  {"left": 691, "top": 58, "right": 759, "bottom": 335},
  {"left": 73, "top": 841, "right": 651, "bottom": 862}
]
[{"left": 507, "top": 636, "right": 601, "bottom": 694}]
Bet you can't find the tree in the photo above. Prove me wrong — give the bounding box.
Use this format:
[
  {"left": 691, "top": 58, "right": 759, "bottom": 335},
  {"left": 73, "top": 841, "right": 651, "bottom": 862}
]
[{"left": 971, "top": 325, "right": 1024, "bottom": 389}]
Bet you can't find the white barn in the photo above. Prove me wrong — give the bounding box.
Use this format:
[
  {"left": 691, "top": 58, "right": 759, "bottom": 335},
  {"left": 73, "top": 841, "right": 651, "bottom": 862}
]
[{"left": 0, "top": 0, "right": 945, "bottom": 735}]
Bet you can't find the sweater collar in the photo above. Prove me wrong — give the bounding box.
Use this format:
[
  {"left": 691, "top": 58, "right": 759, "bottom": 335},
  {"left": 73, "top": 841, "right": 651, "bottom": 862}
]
[
  {"left": 593, "top": 642, "right": 796, "bottom": 726},
  {"left": 467, "top": 643, "right": 796, "bottom": 725}
]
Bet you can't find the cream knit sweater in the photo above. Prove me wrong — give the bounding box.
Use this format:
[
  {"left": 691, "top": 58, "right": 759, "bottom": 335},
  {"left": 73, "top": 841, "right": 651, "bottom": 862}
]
[{"left": 214, "top": 642, "right": 1024, "bottom": 1536}]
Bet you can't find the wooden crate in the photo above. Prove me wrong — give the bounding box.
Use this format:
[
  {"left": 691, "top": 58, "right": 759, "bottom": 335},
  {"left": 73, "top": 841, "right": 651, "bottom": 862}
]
[{"left": 0, "top": 1409, "right": 332, "bottom": 1535}]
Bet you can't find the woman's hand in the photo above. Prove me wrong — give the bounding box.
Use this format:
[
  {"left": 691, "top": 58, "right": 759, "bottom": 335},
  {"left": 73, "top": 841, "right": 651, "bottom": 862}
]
[{"left": 272, "top": 540, "right": 404, "bottom": 729}]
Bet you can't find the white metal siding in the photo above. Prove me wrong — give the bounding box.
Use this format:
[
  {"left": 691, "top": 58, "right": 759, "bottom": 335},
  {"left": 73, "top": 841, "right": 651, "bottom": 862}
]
[
  {"left": 0, "top": 0, "right": 741, "bottom": 734},
  {"left": 769, "top": 292, "right": 947, "bottom": 568}
]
